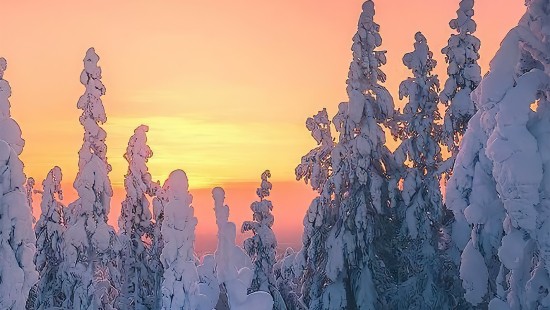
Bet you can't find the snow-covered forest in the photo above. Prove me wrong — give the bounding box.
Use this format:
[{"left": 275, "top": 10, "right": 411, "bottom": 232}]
[{"left": 1, "top": 0, "right": 549, "bottom": 309}]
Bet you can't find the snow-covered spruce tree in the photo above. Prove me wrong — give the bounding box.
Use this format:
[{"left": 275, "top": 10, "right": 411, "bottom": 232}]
[
  {"left": 33, "top": 166, "right": 65, "bottom": 309},
  {"left": 241, "top": 170, "right": 286, "bottom": 309},
  {"left": 117, "top": 125, "right": 156, "bottom": 309},
  {"left": 447, "top": 1, "right": 550, "bottom": 308},
  {"left": 321, "top": 1, "right": 396, "bottom": 308},
  {"left": 0, "top": 57, "right": 39, "bottom": 310},
  {"left": 61, "top": 48, "right": 120, "bottom": 309},
  {"left": 160, "top": 169, "right": 216, "bottom": 310},
  {"left": 213, "top": 187, "right": 273, "bottom": 310},
  {"left": 390, "top": 32, "right": 464, "bottom": 309},
  {"left": 293, "top": 108, "right": 334, "bottom": 309},
  {"left": 440, "top": 0, "right": 482, "bottom": 162}
]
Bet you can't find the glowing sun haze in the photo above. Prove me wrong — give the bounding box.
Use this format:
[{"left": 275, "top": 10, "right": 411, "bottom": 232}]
[{"left": 3, "top": 1, "right": 524, "bottom": 252}]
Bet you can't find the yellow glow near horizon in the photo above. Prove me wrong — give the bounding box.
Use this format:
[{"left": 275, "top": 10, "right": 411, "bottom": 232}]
[{"left": 105, "top": 116, "right": 308, "bottom": 189}]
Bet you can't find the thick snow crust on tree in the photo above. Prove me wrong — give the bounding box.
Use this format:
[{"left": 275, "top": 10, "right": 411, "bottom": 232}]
[
  {"left": 61, "top": 48, "right": 121, "bottom": 309},
  {"left": 0, "top": 58, "right": 38, "bottom": 310},
  {"left": 241, "top": 170, "right": 286, "bottom": 309},
  {"left": 293, "top": 107, "right": 337, "bottom": 310},
  {"left": 160, "top": 169, "right": 216, "bottom": 310},
  {"left": 320, "top": 1, "right": 396, "bottom": 309},
  {"left": 117, "top": 125, "right": 157, "bottom": 309},
  {"left": 0, "top": 139, "right": 38, "bottom": 310},
  {"left": 213, "top": 187, "right": 273, "bottom": 310},
  {"left": 33, "top": 166, "right": 65, "bottom": 310},
  {"left": 390, "top": 32, "right": 466, "bottom": 309},
  {"left": 0, "top": 58, "right": 25, "bottom": 156},
  {"left": 440, "top": 0, "right": 482, "bottom": 158},
  {"left": 295, "top": 108, "right": 334, "bottom": 194},
  {"left": 447, "top": 1, "right": 550, "bottom": 308}
]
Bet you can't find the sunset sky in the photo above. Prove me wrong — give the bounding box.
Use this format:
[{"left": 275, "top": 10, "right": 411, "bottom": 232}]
[{"left": 3, "top": 1, "right": 525, "bottom": 253}]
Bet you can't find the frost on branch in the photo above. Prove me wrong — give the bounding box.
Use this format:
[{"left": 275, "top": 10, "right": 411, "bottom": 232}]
[
  {"left": 241, "top": 170, "right": 285, "bottom": 309},
  {"left": 214, "top": 187, "right": 273, "bottom": 310},
  {"left": 61, "top": 48, "right": 120, "bottom": 309},
  {"left": 33, "top": 166, "right": 65, "bottom": 309}
]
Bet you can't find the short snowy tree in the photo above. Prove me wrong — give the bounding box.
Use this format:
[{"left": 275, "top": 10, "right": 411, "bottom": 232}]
[
  {"left": 160, "top": 169, "right": 214, "bottom": 310},
  {"left": 390, "top": 32, "right": 465, "bottom": 309},
  {"left": 274, "top": 248, "right": 306, "bottom": 310},
  {"left": 196, "top": 254, "right": 220, "bottom": 310},
  {"left": 440, "top": 0, "right": 482, "bottom": 161},
  {"left": 117, "top": 125, "right": 156, "bottom": 309},
  {"left": 33, "top": 166, "right": 65, "bottom": 309},
  {"left": 448, "top": 1, "right": 550, "bottom": 308},
  {"left": 321, "top": 1, "right": 396, "bottom": 308},
  {"left": 213, "top": 187, "right": 273, "bottom": 310},
  {"left": 61, "top": 48, "right": 121, "bottom": 309},
  {"left": 0, "top": 57, "right": 39, "bottom": 310},
  {"left": 241, "top": 170, "right": 286, "bottom": 310}
]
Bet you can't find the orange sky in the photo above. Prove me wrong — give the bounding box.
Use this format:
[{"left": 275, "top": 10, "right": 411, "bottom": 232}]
[{"left": 2, "top": 1, "right": 525, "bottom": 253}]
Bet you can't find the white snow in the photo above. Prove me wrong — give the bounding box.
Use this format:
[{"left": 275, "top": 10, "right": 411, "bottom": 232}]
[
  {"left": 61, "top": 48, "right": 120, "bottom": 309},
  {"left": 33, "top": 166, "right": 65, "bottom": 309},
  {"left": 241, "top": 171, "right": 285, "bottom": 309},
  {"left": 213, "top": 186, "right": 273, "bottom": 310},
  {"left": 0, "top": 57, "right": 38, "bottom": 310}
]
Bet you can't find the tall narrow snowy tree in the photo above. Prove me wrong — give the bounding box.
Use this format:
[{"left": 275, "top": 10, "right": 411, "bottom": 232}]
[
  {"left": 322, "top": 1, "right": 396, "bottom": 308},
  {"left": 241, "top": 170, "right": 286, "bottom": 310},
  {"left": 0, "top": 57, "right": 39, "bottom": 309},
  {"left": 61, "top": 48, "right": 120, "bottom": 309},
  {"left": 117, "top": 125, "right": 156, "bottom": 309},
  {"left": 213, "top": 187, "right": 273, "bottom": 310},
  {"left": 440, "top": 0, "right": 481, "bottom": 161},
  {"left": 33, "top": 166, "right": 65, "bottom": 309},
  {"left": 447, "top": 1, "right": 550, "bottom": 308},
  {"left": 390, "top": 32, "right": 464, "bottom": 309},
  {"left": 294, "top": 108, "right": 334, "bottom": 309}
]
